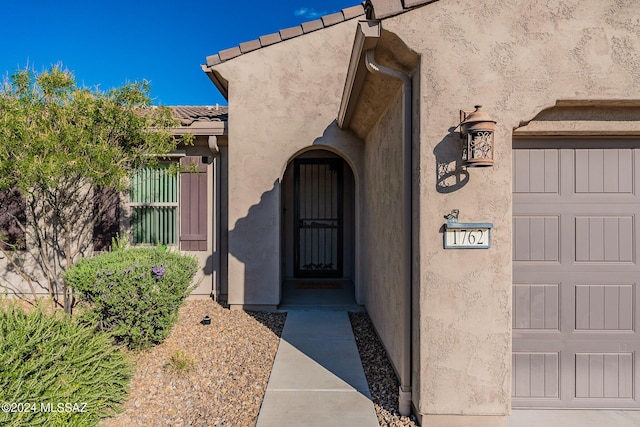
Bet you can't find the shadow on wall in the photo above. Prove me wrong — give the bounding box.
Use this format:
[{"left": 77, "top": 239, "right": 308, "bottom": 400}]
[
  {"left": 0, "top": 255, "right": 51, "bottom": 299},
  {"left": 434, "top": 127, "right": 469, "bottom": 193},
  {"left": 312, "top": 120, "right": 350, "bottom": 146},
  {"left": 227, "top": 181, "right": 280, "bottom": 306},
  {"left": 203, "top": 254, "right": 215, "bottom": 276}
]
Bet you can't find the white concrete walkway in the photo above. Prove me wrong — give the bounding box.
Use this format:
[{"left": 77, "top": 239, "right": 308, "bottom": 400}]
[{"left": 256, "top": 311, "right": 379, "bottom": 427}]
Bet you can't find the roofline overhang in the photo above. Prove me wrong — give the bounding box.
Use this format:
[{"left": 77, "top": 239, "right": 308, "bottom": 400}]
[
  {"left": 337, "top": 20, "right": 381, "bottom": 129},
  {"left": 367, "top": 0, "right": 441, "bottom": 20},
  {"left": 172, "top": 120, "right": 228, "bottom": 137},
  {"left": 201, "top": 65, "right": 229, "bottom": 101}
]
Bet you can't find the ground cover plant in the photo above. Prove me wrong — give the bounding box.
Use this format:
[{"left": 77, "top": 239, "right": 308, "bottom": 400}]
[
  {"left": 0, "top": 302, "right": 131, "bottom": 427},
  {"left": 65, "top": 246, "right": 198, "bottom": 349}
]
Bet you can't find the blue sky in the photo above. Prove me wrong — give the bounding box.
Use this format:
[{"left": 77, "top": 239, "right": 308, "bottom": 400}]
[{"left": 1, "top": 0, "right": 356, "bottom": 106}]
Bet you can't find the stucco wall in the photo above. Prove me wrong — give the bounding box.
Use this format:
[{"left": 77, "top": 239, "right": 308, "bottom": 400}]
[
  {"left": 0, "top": 252, "right": 47, "bottom": 297},
  {"left": 0, "top": 184, "right": 95, "bottom": 299},
  {"left": 381, "top": 0, "right": 640, "bottom": 419},
  {"left": 361, "top": 90, "right": 407, "bottom": 380},
  {"left": 211, "top": 19, "right": 365, "bottom": 308}
]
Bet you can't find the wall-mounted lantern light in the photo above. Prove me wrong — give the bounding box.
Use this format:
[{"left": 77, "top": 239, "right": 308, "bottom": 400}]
[{"left": 460, "top": 105, "right": 496, "bottom": 167}]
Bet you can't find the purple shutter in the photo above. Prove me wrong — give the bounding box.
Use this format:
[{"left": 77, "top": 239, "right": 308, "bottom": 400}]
[
  {"left": 93, "top": 186, "right": 120, "bottom": 252},
  {"left": 180, "top": 156, "right": 208, "bottom": 251},
  {"left": 0, "top": 189, "right": 26, "bottom": 250}
]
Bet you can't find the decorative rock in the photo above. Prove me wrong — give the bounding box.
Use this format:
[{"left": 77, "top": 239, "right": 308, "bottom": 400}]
[
  {"left": 103, "top": 300, "right": 286, "bottom": 427},
  {"left": 104, "top": 301, "right": 418, "bottom": 427}
]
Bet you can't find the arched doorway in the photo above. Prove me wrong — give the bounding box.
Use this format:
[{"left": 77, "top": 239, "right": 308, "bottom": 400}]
[{"left": 280, "top": 149, "right": 357, "bottom": 308}]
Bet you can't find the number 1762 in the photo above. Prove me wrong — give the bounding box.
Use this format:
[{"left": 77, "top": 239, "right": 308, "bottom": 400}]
[{"left": 445, "top": 228, "right": 489, "bottom": 248}]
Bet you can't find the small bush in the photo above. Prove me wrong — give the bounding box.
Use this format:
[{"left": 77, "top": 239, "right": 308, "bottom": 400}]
[
  {"left": 165, "top": 350, "right": 195, "bottom": 373},
  {"left": 65, "top": 247, "right": 198, "bottom": 349},
  {"left": 0, "top": 303, "right": 131, "bottom": 427}
]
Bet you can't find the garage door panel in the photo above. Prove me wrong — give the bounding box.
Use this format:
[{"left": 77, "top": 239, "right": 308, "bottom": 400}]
[
  {"left": 513, "top": 216, "right": 559, "bottom": 262},
  {"left": 513, "top": 352, "right": 560, "bottom": 399},
  {"left": 575, "top": 216, "right": 634, "bottom": 262},
  {"left": 575, "top": 148, "right": 634, "bottom": 194},
  {"left": 604, "top": 217, "right": 628, "bottom": 262},
  {"left": 618, "top": 285, "right": 634, "bottom": 330},
  {"left": 605, "top": 285, "right": 633, "bottom": 330},
  {"left": 513, "top": 149, "right": 559, "bottom": 194},
  {"left": 513, "top": 216, "right": 531, "bottom": 261},
  {"left": 573, "top": 284, "right": 633, "bottom": 331},
  {"left": 605, "top": 353, "right": 633, "bottom": 399},
  {"left": 514, "top": 143, "right": 640, "bottom": 408},
  {"left": 513, "top": 284, "right": 559, "bottom": 330},
  {"left": 617, "top": 353, "right": 634, "bottom": 398},
  {"left": 605, "top": 149, "right": 633, "bottom": 193},
  {"left": 575, "top": 353, "right": 633, "bottom": 399}
]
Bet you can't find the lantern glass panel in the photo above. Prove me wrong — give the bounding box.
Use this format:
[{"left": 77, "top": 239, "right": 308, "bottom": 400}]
[{"left": 466, "top": 130, "right": 494, "bottom": 167}]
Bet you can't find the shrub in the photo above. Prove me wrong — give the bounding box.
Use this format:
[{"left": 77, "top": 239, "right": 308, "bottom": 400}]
[
  {"left": 165, "top": 350, "right": 195, "bottom": 373},
  {"left": 65, "top": 247, "right": 198, "bottom": 349},
  {"left": 0, "top": 303, "right": 131, "bottom": 427}
]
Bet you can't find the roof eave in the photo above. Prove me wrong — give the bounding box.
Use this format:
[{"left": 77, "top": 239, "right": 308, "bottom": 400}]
[
  {"left": 368, "top": 0, "right": 441, "bottom": 19},
  {"left": 337, "top": 20, "right": 381, "bottom": 129},
  {"left": 173, "top": 120, "right": 228, "bottom": 137},
  {"left": 201, "top": 64, "right": 229, "bottom": 101}
]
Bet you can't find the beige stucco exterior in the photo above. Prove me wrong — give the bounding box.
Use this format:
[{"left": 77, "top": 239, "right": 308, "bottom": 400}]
[
  {"left": 361, "top": 89, "right": 406, "bottom": 378},
  {"left": 375, "top": 1, "right": 640, "bottom": 423},
  {"left": 205, "top": 0, "right": 640, "bottom": 424},
  {"left": 210, "top": 19, "right": 364, "bottom": 310},
  {"left": 3, "top": 0, "right": 639, "bottom": 424}
]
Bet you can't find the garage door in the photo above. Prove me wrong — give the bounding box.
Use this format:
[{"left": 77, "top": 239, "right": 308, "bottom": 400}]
[{"left": 512, "top": 139, "right": 640, "bottom": 408}]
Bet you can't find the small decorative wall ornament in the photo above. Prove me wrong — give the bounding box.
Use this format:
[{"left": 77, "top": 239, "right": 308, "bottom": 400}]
[
  {"left": 444, "top": 209, "right": 459, "bottom": 223},
  {"left": 460, "top": 105, "right": 496, "bottom": 167}
]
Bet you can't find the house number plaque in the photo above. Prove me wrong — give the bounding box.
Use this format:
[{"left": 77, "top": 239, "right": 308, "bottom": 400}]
[{"left": 444, "top": 223, "right": 493, "bottom": 249}]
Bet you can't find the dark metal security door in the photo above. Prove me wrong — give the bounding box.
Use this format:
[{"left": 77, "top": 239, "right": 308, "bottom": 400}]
[{"left": 294, "top": 158, "right": 343, "bottom": 278}]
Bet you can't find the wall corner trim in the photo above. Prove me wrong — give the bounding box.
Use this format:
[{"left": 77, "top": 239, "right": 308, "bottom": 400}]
[
  {"left": 201, "top": 66, "right": 229, "bottom": 101},
  {"left": 337, "top": 20, "right": 381, "bottom": 129}
]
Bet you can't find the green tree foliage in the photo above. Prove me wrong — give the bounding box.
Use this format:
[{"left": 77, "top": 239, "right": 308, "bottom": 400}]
[{"left": 0, "top": 65, "right": 180, "bottom": 312}]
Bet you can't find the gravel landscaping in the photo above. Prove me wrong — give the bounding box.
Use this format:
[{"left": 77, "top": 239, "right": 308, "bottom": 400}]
[
  {"left": 350, "top": 313, "right": 419, "bottom": 427},
  {"left": 103, "top": 299, "right": 419, "bottom": 427},
  {"left": 103, "top": 300, "right": 286, "bottom": 427}
]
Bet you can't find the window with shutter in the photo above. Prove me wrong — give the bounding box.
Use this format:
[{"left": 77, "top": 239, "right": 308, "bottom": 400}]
[
  {"left": 180, "top": 156, "right": 208, "bottom": 251},
  {"left": 93, "top": 186, "right": 120, "bottom": 252},
  {"left": 0, "top": 189, "right": 26, "bottom": 251},
  {"left": 129, "top": 164, "right": 178, "bottom": 245}
]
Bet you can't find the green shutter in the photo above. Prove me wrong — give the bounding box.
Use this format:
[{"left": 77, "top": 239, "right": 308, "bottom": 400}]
[{"left": 131, "top": 164, "right": 177, "bottom": 245}]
